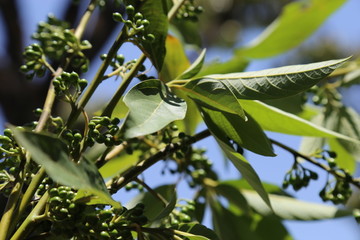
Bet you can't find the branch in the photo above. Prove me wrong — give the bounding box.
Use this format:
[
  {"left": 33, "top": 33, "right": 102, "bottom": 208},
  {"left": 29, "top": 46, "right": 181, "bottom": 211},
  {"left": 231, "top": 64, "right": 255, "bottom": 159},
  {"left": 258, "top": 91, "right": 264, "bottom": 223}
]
[
  {"left": 110, "top": 129, "right": 211, "bottom": 192},
  {"left": 270, "top": 138, "right": 360, "bottom": 189}
]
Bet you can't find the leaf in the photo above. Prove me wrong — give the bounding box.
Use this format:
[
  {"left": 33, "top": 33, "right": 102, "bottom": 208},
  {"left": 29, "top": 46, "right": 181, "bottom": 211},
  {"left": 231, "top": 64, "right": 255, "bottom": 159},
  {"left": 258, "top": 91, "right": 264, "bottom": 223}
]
[
  {"left": 216, "top": 139, "right": 272, "bottom": 210},
  {"left": 237, "top": 0, "right": 347, "bottom": 58},
  {"left": 111, "top": 97, "right": 129, "bottom": 120},
  {"left": 174, "top": 230, "right": 210, "bottom": 240},
  {"left": 173, "top": 89, "right": 203, "bottom": 135},
  {"left": 12, "top": 129, "right": 119, "bottom": 207},
  {"left": 197, "top": 54, "right": 249, "bottom": 76},
  {"left": 176, "top": 49, "right": 206, "bottom": 80},
  {"left": 198, "top": 105, "right": 275, "bottom": 156},
  {"left": 139, "top": 0, "right": 168, "bottom": 71},
  {"left": 190, "top": 58, "right": 348, "bottom": 101},
  {"left": 128, "top": 185, "right": 176, "bottom": 221},
  {"left": 153, "top": 191, "right": 177, "bottom": 221},
  {"left": 122, "top": 80, "right": 187, "bottom": 138},
  {"left": 177, "top": 223, "right": 219, "bottom": 240},
  {"left": 160, "top": 34, "right": 191, "bottom": 82},
  {"left": 241, "top": 189, "right": 355, "bottom": 220},
  {"left": 241, "top": 100, "right": 360, "bottom": 143},
  {"left": 99, "top": 150, "right": 141, "bottom": 179}
]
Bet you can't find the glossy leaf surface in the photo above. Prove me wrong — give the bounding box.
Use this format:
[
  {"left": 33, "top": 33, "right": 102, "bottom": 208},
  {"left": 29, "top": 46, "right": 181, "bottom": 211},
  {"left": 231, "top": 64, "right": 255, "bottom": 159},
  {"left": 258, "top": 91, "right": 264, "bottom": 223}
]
[
  {"left": 122, "top": 80, "right": 187, "bottom": 138},
  {"left": 238, "top": 0, "right": 347, "bottom": 58}
]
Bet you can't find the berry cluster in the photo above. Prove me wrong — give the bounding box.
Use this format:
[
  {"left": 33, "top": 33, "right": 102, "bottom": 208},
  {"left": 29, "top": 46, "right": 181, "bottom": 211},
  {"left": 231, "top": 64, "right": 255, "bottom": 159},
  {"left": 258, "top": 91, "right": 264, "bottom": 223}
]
[
  {"left": 113, "top": 5, "right": 155, "bottom": 42},
  {"left": 20, "top": 44, "right": 47, "bottom": 80},
  {"left": 318, "top": 151, "right": 352, "bottom": 204},
  {"left": 282, "top": 162, "right": 318, "bottom": 191},
  {"left": 53, "top": 71, "right": 88, "bottom": 102},
  {"left": 0, "top": 128, "right": 24, "bottom": 196},
  {"left": 176, "top": 0, "right": 203, "bottom": 21},
  {"left": 32, "top": 14, "right": 91, "bottom": 72},
  {"left": 166, "top": 200, "right": 195, "bottom": 226},
  {"left": 87, "top": 116, "right": 122, "bottom": 147}
]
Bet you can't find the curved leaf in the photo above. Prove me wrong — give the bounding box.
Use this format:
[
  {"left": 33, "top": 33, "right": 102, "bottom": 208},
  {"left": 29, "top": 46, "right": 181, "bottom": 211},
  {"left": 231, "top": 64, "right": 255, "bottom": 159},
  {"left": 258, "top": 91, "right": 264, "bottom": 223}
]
[
  {"left": 237, "top": 0, "right": 347, "bottom": 58},
  {"left": 12, "top": 129, "right": 119, "bottom": 207},
  {"left": 188, "top": 58, "right": 348, "bottom": 101},
  {"left": 122, "top": 80, "right": 187, "bottom": 138},
  {"left": 176, "top": 223, "right": 219, "bottom": 240},
  {"left": 241, "top": 189, "right": 355, "bottom": 220},
  {"left": 198, "top": 105, "right": 275, "bottom": 156},
  {"left": 216, "top": 139, "right": 272, "bottom": 210},
  {"left": 241, "top": 100, "right": 360, "bottom": 144},
  {"left": 160, "top": 34, "right": 191, "bottom": 82},
  {"left": 176, "top": 48, "right": 206, "bottom": 80}
]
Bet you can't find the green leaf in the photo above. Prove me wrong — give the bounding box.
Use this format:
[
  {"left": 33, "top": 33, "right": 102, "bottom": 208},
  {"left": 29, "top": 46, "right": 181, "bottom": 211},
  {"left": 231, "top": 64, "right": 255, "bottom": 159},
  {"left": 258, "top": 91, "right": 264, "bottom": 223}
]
[
  {"left": 153, "top": 191, "right": 177, "bottom": 221},
  {"left": 199, "top": 105, "right": 275, "bottom": 156},
  {"left": 173, "top": 89, "right": 203, "bottom": 135},
  {"left": 128, "top": 185, "right": 175, "bottom": 221},
  {"left": 216, "top": 139, "right": 272, "bottom": 210},
  {"left": 301, "top": 106, "right": 360, "bottom": 172},
  {"left": 12, "top": 129, "right": 119, "bottom": 207},
  {"left": 160, "top": 34, "right": 191, "bottom": 82},
  {"left": 122, "top": 80, "right": 187, "bottom": 138},
  {"left": 241, "top": 100, "right": 359, "bottom": 143},
  {"left": 139, "top": 0, "right": 168, "bottom": 71},
  {"left": 176, "top": 49, "right": 206, "bottom": 80},
  {"left": 237, "top": 0, "right": 347, "bottom": 58},
  {"left": 177, "top": 223, "right": 219, "bottom": 240},
  {"left": 240, "top": 189, "right": 355, "bottom": 220},
  {"left": 191, "top": 58, "right": 348, "bottom": 101},
  {"left": 99, "top": 150, "right": 141, "bottom": 179},
  {"left": 197, "top": 54, "right": 248, "bottom": 76},
  {"left": 110, "top": 97, "right": 129, "bottom": 120}
]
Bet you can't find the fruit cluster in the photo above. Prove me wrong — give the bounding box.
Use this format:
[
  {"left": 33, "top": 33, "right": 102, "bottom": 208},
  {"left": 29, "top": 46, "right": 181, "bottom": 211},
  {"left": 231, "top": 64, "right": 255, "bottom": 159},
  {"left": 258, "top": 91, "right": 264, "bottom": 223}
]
[
  {"left": 20, "top": 44, "right": 47, "bottom": 80},
  {"left": 32, "top": 14, "right": 91, "bottom": 72},
  {"left": 86, "top": 116, "right": 122, "bottom": 147},
  {"left": 176, "top": 0, "right": 203, "bottom": 21},
  {"left": 53, "top": 71, "right": 88, "bottom": 102},
  {"left": 282, "top": 162, "right": 318, "bottom": 191}
]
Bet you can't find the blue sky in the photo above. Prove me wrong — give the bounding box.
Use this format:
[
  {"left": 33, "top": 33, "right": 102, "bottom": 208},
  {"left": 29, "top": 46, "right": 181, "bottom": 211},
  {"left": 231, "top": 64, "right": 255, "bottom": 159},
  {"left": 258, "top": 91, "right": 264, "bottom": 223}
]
[{"left": 1, "top": 0, "right": 360, "bottom": 239}]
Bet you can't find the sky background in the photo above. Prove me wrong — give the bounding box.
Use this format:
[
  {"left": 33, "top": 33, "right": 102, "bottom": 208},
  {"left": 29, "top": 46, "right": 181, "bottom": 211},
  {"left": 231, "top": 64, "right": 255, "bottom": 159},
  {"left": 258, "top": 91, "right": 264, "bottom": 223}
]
[{"left": 1, "top": 0, "right": 360, "bottom": 239}]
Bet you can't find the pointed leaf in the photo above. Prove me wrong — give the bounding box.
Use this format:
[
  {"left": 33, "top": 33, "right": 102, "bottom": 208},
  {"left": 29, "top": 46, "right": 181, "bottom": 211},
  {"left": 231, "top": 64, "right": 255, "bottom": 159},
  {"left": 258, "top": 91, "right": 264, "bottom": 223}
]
[
  {"left": 139, "top": 0, "right": 168, "bottom": 71},
  {"left": 216, "top": 139, "right": 272, "bottom": 210},
  {"left": 12, "top": 129, "right": 119, "bottom": 207},
  {"left": 192, "top": 58, "right": 348, "bottom": 100},
  {"left": 241, "top": 100, "right": 360, "bottom": 143},
  {"left": 176, "top": 49, "right": 206, "bottom": 80},
  {"left": 160, "top": 34, "right": 191, "bottom": 82},
  {"left": 241, "top": 189, "right": 355, "bottom": 220},
  {"left": 198, "top": 105, "right": 275, "bottom": 156},
  {"left": 122, "top": 80, "right": 187, "bottom": 138},
  {"left": 174, "top": 230, "right": 210, "bottom": 240},
  {"left": 238, "top": 0, "right": 347, "bottom": 58}
]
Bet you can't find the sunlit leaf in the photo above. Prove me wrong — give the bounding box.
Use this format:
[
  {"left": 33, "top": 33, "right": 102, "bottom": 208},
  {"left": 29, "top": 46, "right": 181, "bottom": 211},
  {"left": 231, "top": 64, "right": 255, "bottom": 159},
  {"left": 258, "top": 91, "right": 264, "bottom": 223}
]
[
  {"left": 99, "top": 150, "right": 141, "bottom": 179},
  {"left": 188, "top": 58, "right": 348, "bottom": 101},
  {"left": 12, "top": 129, "right": 120, "bottom": 207},
  {"left": 241, "top": 100, "right": 360, "bottom": 143},
  {"left": 241, "top": 189, "right": 355, "bottom": 220},
  {"left": 160, "top": 34, "right": 190, "bottom": 82},
  {"left": 122, "top": 80, "right": 187, "bottom": 138},
  {"left": 238, "top": 0, "right": 347, "bottom": 58},
  {"left": 176, "top": 49, "right": 206, "bottom": 80}
]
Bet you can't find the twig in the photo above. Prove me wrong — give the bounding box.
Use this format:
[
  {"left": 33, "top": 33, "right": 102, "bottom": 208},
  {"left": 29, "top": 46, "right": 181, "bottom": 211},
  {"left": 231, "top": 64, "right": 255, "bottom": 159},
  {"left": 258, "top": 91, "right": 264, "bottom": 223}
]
[
  {"left": 135, "top": 178, "right": 168, "bottom": 207},
  {"left": 270, "top": 138, "right": 360, "bottom": 189}
]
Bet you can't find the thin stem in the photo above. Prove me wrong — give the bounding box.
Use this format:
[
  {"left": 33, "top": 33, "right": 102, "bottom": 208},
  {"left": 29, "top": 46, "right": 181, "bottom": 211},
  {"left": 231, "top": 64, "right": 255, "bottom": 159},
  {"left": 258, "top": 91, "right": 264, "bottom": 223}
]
[
  {"left": 66, "top": 30, "right": 127, "bottom": 127},
  {"left": 270, "top": 138, "right": 360, "bottom": 188},
  {"left": 101, "top": 54, "right": 147, "bottom": 117},
  {"left": 135, "top": 178, "right": 168, "bottom": 207},
  {"left": 0, "top": 170, "right": 24, "bottom": 240},
  {"left": 10, "top": 192, "right": 49, "bottom": 240},
  {"left": 167, "top": 0, "right": 187, "bottom": 21},
  {"left": 74, "top": 0, "right": 97, "bottom": 39},
  {"left": 111, "top": 129, "right": 211, "bottom": 192}
]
